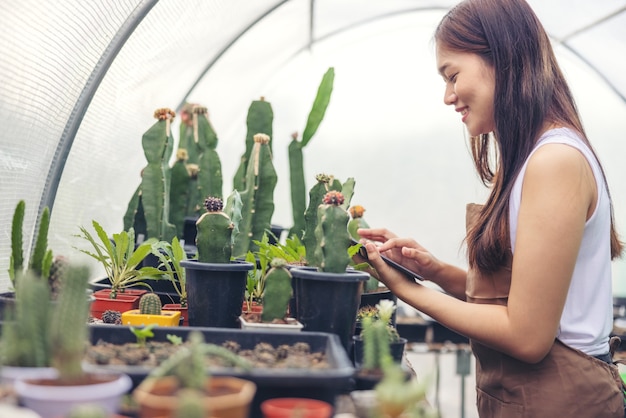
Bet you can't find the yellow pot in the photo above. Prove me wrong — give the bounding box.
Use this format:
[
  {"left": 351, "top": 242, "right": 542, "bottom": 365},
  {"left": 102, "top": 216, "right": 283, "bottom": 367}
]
[{"left": 121, "top": 309, "right": 181, "bottom": 327}]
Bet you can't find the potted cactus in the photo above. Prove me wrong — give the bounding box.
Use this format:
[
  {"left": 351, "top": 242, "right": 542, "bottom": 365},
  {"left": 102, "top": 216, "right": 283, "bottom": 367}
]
[
  {"left": 75, "top": 220, "right": 164, "bottom": 319},
  {"left": 121, "top": 292, "right": 181, "bottom": 327},
  {"left": 181, "top": 196, "right": 254, "bottom": 328},
  {"left": 13, "top": 264, "right": 132, "bottom": 418},
  {"left": 290, "top": 190, "right": 369, "bottom": 352},
  {"left": 239, "top": 258, "right": 303, "bottom": 332},
  {"left": 132, "top": 331, "right": 256, "bottom": 418}
]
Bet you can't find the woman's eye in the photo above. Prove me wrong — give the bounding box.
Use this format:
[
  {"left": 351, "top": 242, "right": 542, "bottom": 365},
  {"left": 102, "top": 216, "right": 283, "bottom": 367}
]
[{"left": 448, "top": 73, "right": 457, "bottom": 82}]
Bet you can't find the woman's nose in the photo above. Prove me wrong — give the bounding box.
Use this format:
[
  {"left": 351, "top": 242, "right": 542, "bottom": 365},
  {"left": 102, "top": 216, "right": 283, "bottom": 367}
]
[{"left": 443, "top": 88, "right": 457, "bottom": 106}]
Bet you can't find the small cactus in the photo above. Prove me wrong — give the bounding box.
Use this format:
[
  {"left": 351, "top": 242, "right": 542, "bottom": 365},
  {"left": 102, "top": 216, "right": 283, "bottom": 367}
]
[
  {"left": 348, "top": 205, "right": 370, "bottom": 241},
  {"left": 139, "top": 292, "right": 162, "bottom": 315},
  {"left": 314, "top": 191, "right": 352, "bottom": 273},
  {"left": 196, "top": 196, "right": 234, "bottom": 263},
  {"left": 66, "top": 404, "right": 109, "bottom": 418},
  {"left": 48, "top": 255, "right": 68, "bottom": 300},
  {"left": 175, "top": 389, "right": 207, "bottom": 418},
  {"left": 101, "top": 310, "right": 122, "bottom": 325},
  {"left": 261, "top": 258, "right": 293, "bottom": 323}
]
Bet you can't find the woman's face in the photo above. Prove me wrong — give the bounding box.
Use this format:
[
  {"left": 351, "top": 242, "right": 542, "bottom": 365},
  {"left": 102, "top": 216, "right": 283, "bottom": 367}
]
[{"left": 436, "top": 46, "right": 496, "bottom": 136}]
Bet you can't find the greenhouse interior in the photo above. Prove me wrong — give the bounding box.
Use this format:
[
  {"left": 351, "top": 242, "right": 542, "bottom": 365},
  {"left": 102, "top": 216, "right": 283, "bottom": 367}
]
[{"left": 1, "top": 0, "right": 626, "bottom": 417}]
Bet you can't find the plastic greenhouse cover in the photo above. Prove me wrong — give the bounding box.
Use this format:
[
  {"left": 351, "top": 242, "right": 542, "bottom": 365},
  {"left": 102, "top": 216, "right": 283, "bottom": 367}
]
[{"left": 0, "top": 0, "right": 625, "bottom": 292}]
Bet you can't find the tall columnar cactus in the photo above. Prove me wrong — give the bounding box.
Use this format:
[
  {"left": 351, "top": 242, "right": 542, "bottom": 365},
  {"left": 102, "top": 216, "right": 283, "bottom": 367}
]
[
  {"left": 49, "top": 264, "right": 91, "bottom": 383},
  {"left": 361, "top": 315, "right": 393, "bottom": 371},
  {"left": 9, "top": 200, "right": 53, "bottom": 288},
  {"left": 193, "top": 105, "right": 223, "bottom": 207},
  {"left": 169, "top": 149, "right": 191, "bottom": 239},
  {"left": 233, "top": 133, "right": 278, "bottom": 257},
  {"left": 314, "top": 191, "right": 352, "bottom": 273},
  {"left": 348, "top": 205, "right": 370, "bottom": 241},
  {"left": 233, "top": 97, "right": 274, "bottom": 191},
  {"left": 196, "top": 196, "right": 234, "bottom": 264},
  {"left": 261, "top": 258, "right": 293, "bottom": 322},
  {"left": 139, "top": 292, "right": 162, "bottom": 315},
  {"left": 124, "top": 108, "right": 177, "bottom": 242},
  {"left": 288, "top": 67, "right": 335, "bottom": 239},
  {"left": 178, "top": 103, "right": 201, "bottom": 165},
  {"left": 302, "top": 174, "right": 342, "bottom": 267}
]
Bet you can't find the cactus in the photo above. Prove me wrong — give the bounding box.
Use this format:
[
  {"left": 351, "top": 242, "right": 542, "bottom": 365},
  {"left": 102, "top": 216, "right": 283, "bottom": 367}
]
[
  {"left": 9, "top": 200, "right": 53, "bottom": 288},
  {"left": 48, "top": 255, "right": 68, "bottom": 300},
  {"left": 169, "top": 149, "right": 191, "bottom": 239},
  {"left": 233, "top": 97, "right": 274, "bottom": 191},
  {"left": 261, "top": 258, "right": 293, "bottom": 322},
  {"left": 178, "top": 103, "right": 202, "bottom": 165},
  {"left": 361, "top": 315, "right": 393, "bottom": 371},
  {"left": 175, "top": 388, "right": 207, "bottom": 418},
  {"left": 123, "top": 108, "right": 177, "bottom": 242},
  {"left": 139, "top": 292, "right": 162, "bottom": 315},
  {"left": 193, "top": 105, "right": 223, "bottom": 207},
  {"left": 302, "top": 174, "right": 342, "bottom": 267},
  {"left": 49, "top": 264, "right": 91, "bottom": 383},
  {"left": 314, "top": 191, "right": 352, "bottom": 273},
  {"left": 233, "top": 133, "right": 278, "bottom": 257},
  {"left": 196, "top": 196, "right": 234, "bottom": 264},
  {"left": 348, "top": 205, "right": 370, "bottom": 241},
  {"left": 288, "top": 68, "right": 335, "bottom": 239},
  {"left": 66, "top": 404, "right": 109, "bottom": 418},
  {"left": 101, "top": 310, "right": 122, "bottom": 325},
  {"left": 1, "top": 269, "right": 52, "bottom": 367}
]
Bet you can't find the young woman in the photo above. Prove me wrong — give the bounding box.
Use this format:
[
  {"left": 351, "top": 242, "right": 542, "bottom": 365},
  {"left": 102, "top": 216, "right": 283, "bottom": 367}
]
[{"left": 357, "top": 0, "right": 625, "bottom": 416}]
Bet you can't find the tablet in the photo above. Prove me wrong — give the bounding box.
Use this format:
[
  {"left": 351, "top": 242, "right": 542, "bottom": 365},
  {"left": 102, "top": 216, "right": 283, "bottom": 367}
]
[{"left": 351, "top": 239, "right": 424, "bottom": 282}]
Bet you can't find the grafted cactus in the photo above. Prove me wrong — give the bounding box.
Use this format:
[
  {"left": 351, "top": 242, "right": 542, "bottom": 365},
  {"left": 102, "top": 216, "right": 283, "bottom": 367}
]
[
  {"left": 261, "top": 258, "right": 292, "bottom": 322},
  {"left": 233, "top": 97, "right": 274, "bottom": 191},
  {"left": 169, "top": 149, "right": 191, "bottom": 239},
  {"left": 233, "top": 133, "right": 277, "bottom": 257},
  {"left": 314, "top": 191, "right": 352, "bottom": 273},
  {"left": 139, "top": 292, "right": 162, "bottom": 315},
  {"left": 196, "top": 196, "right": 234, "bottom": 264},
  {"left": 348, "top": 205, "right": 370, "bottom": 241},
  {"left": 123, "top": 108, "right": 177, "bottom": 242}
]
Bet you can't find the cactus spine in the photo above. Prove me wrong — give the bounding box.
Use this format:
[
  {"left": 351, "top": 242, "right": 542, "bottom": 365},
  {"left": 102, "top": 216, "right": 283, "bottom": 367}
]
[
  {"left": 261, "top": 258, "right": 292, "bottom": 322},
  {"left": 139, "top": 292, "right": 162, "bottom": 315},
  {"left": 233, "top": 133, "right": 277, "bottom": 257},
  {"left": 49, "top": 264, "right": 91, "bottom": 383},
  {"left": 194, "top": 105, "right": 223, "bottom": 206},
  {"left": 234, "top": 97, "right": 274, "bottom": 191},
  {"left": 302, "top": 174, "right": 341, "bottom": 267},
  {"left": 196, "top": 197, "right": 234, "bottom": 264},
  {"left": 124, "top": 108, "right": 177, "bottom": 242},
  {"left": 314, "top": 191, "right": 352, "bottom": 273},
  {"left": 288, "top": 67, "right": 335, "bottom": 239}
]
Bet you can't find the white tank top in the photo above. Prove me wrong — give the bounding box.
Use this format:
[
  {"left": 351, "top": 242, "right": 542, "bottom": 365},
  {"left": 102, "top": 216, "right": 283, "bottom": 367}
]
[{"left": 508, "top": 127, "right": 613, "bottom": 356}]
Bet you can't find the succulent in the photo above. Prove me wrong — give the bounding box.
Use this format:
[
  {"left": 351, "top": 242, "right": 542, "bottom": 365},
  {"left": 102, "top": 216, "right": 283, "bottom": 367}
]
[
  {"left": 48, "top": 255, "right": 68, "bottom": 300},
  {"left": 196, "top": 196, "right": 234, "bottom": 263},
  {"left": 260, "top": 258, "right": 293, "bottom": 323},
  {"left": 348, "top": 205, "right": 370, "bottom": 241},
  {"left": 139, "top": 292, "right": 162, "bottom": 315},
  {"left": 101, "top": 310, "right": 122, "bottom": 325},
  {"left": 313, "top": 191, "right": 352, "bottom": 273},
  {"left": 193, "top": 105, "right": 224, "bottom": 207}
]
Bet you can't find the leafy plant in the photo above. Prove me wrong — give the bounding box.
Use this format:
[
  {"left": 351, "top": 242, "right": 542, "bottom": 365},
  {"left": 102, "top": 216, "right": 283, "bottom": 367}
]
[
  {"left": 74, "top": 220, "right": 163, "bottom": 298},
  {"left": 130, "top": 324, "right": 157, "bottom": 348},
  {"left": 150, "top": 237, "right": 188, "bottom": 307}
]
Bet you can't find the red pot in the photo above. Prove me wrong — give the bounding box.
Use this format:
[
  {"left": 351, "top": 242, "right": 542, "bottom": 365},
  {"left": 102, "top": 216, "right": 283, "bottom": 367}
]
[
  {"left": 260, "top": 398, "right": 333, "bottom": 418},
  {"left": 162, "top": 303, "right": 189, "bottom": 326},
  {"left": 90, "top": 289, "right": 147, "bottom": 320},
  {"left": 242, "top": 301, "right": 263, "bottom": 314}
]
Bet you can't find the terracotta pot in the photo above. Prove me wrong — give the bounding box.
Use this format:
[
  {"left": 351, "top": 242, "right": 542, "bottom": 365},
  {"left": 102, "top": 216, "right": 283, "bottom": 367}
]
[
  {"left": 133, "top": 375, "right": 256, "bottom": 418},
  {"left": 242, "top": 300, "right": 263, "bottom": 314},
  {"left": 14, "top": 371, "right": 132, "bottom": 418},
  {"left": 162, "top": 303, "right": 188, "bottom": 326},
  {"left": 121, "top": 309, "right": 181, "bottom": 327},
  {"left": 90, "top": 288, "right": 148, "bottom": 320},
  {"left": 260, "top": 397, "right": 333, "bottom": 418}
]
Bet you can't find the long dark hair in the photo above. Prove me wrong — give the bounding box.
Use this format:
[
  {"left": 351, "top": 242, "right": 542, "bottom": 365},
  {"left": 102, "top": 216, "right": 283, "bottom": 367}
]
[{"left": 435, "top": 0, "right": 622, "bottom": 272}]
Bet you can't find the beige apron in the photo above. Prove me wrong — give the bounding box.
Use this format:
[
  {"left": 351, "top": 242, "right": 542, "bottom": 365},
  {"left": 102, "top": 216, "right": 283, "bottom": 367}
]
[{"left": 465, "top": 203, "right": 624, "bottom": 418}]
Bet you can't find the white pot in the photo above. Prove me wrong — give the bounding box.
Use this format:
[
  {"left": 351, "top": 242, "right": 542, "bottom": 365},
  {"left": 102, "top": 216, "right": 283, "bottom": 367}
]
[
  {"left": 238, "top": 315, "right": 303, "bottom": 332},
  {"left": 14, "top": 371, "right": 132, "bottom": 418}
]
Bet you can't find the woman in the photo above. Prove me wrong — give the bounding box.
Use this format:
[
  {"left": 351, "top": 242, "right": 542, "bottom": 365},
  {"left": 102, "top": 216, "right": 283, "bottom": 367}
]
[{"left": 358, "top": 0, "right": 625, "bottom": 416}]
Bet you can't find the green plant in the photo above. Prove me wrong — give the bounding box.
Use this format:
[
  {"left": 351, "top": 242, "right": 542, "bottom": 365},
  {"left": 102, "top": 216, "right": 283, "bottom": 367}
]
[
  {"left": 313, "top": 191, "right": 354, "bottom": 273},
  {"left": 196, "top": 196, "right": 234, "bottom": 263},
  {"left": 166, "top": 334, "right": 183, "bottom": 346},
  {"left": 260, "top": 258, "right": 293, "bottom": 322},
  {"left": 130, "top": 324, "right": 157, "bottom": 348},
  {"left": 139, "top": 292, "right": 162, "bottom": 315},
  {"left": 151, "top": 236, "right": 188, "bottom": 307},
  {"left": 8, "top": 200, "right": 53, "bottom": 289},
  {"left": 374, "top": 363, "right": 436, "bottom": 418},
  {"left": 193, "top": 105, "right": 223, "bottom": 205},
  {"left": 123, "top": 108, "right": 177, "bottom": 242},
  {"left": 288, "top": 67, "right": 335, "bottom": 239},
  {"left": 74, "top": 220, "right": 162, "bottom": 298},
  {"left": 233, "top": 133, "right": 278, "bottom": 257},
  {"left": 359, "top": 300, "right": 402, "bottom": 373}
]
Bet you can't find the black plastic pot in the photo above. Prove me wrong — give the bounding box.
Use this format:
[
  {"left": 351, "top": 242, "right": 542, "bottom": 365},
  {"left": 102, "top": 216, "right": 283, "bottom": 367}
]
[
  {"left": 355, "top": 287, "right": 398, "bottom": 335},
  {"left": 85, "top": 324, "right": 355, "bottom": 418},
  {"left": 290, "top": 267, "right": 369, "bottom": 353},
  {"left": 181, "top": 259, "right": 254, "bottom": 328},
  {"left": 352, "top": 335, "right": 408, "bottom": 368}
]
